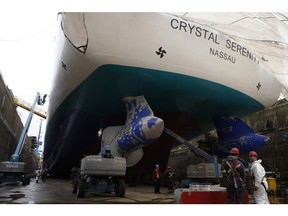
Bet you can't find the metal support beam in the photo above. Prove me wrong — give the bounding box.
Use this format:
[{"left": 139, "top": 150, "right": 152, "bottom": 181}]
[{"left": 163, "top": 127, "right": 219, "bottom": 177}]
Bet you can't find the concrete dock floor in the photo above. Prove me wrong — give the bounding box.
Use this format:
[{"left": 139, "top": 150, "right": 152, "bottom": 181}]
[
  {"left": 0, "top": 178, "right": 174, "bottom": 204},
  {"left": 0, "top": 178, "right": 287, "bottom": 204}
]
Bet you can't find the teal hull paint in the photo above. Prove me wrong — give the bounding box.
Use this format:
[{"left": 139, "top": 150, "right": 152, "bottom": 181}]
[
  {"left": 47, "top": 64, "right": 264, "bottom": 132},
  {"left": 44, "top": 64, "right": 265, "bottom": 175}
]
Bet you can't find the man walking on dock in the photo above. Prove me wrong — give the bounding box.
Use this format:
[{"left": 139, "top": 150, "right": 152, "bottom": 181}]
[
  {"left": 164, "top": 165, "right": 175, "bottom": 193},
  {"left": 152, "top": 164, "right": 162, "bottom": 193}
]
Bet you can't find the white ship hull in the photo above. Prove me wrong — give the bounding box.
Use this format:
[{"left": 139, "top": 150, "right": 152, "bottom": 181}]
[{"left": 44, "top": 13, "right": 283, "bottom": 176}]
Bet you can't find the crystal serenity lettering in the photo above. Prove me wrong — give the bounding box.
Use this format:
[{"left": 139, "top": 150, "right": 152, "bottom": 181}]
[
  {"left": 225, "top": 39, "right": 258, "bottom": 63},
  {"left": 170, "top": 18, "right": 220, "bottom": 44},
  {"left": 170, "top": 18, "right": 259, "bottom": 64}
]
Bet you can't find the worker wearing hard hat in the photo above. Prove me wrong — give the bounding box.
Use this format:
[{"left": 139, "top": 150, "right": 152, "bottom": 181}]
[
  {"left": 152, "top": 164, "right": 162, "bottom": 193},
  {"left": 249, "top": 151, "right": 270, "bottom": 204},
  {"left": 164, "top": 165, "right": 175, "bottom": 193},
  {"left": 221, "top": 147, "right": 246, "bottom": 204}
]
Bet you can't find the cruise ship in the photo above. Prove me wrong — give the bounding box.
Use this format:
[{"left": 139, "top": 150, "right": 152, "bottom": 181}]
[{"left": 43, "top": 13, "right": 284, "bottom": 179}]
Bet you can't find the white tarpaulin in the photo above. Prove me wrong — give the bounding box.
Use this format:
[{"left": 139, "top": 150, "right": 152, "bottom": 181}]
[{"left": 169, "top": 12, "right": 288, "bottom": 98}]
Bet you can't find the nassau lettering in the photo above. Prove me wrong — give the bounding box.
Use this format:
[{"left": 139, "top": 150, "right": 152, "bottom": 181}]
[{"left": 209, "top": 48, "right": 236, "bottom": 63}]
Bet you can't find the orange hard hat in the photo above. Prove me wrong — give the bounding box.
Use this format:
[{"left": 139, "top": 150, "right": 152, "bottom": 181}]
[
  {"left": 230, "top": 147, "right": 240, "bottom": 155},
  {"left": 249, "top": 151, "right": 258, "bottom": 157}
]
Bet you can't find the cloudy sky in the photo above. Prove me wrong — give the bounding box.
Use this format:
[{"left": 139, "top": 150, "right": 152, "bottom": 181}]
[{"left": 0, "top": 7, "right": 57, "bottom": 153}]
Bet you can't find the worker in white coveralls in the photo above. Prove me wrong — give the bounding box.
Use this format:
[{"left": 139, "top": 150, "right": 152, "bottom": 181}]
[{"left": 249, "top": 151, "right": 270, "bottom": 204}]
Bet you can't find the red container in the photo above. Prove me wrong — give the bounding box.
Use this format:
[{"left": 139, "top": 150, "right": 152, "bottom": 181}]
[{"left": 181, "top": 191, "right": 249, "bottom": 204}]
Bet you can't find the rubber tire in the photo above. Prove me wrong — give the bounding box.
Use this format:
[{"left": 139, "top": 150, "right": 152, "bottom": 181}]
[
  {"left": 77, "top": 176, "right": 86, "bottom": 198},
  {"left": 22, "top": 175, "right": 31, "bottom": 185},
  {"left": 115, "top": 179, "right": 125, "bottom": 197}
]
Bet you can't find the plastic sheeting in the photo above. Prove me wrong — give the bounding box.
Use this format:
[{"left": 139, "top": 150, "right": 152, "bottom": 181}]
[{"left": 169, "top": 12, "right": 288, "bottom": 97}]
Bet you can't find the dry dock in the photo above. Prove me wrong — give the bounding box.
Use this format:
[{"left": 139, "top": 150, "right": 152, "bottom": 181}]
[{"left": 0, "top": 178, "right": 287, "bottom": 204}]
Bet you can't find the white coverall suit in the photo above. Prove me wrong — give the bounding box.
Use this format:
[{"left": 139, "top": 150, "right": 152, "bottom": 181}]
[{"left": 250, "top": 159, "right": 270, "bottom": 204}]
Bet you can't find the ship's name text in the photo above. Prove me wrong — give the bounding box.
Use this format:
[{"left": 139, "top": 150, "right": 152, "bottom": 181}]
[
  {"left": 171, "top": 19, "right": 219, "bottom": 44},
  {"left": 170, "top": 18, "right": 259, "bottom": 64}
]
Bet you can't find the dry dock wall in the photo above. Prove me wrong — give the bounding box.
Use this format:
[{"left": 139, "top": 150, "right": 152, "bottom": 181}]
[
  {"left": 169, "top": 100, "right": 288, "bottom": 179},
  {"left": 0, "top": 72, "right": 37, "bottom": 173},
  {"left": 243, "top": 100, "right": 288, "bottom": 177}
]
